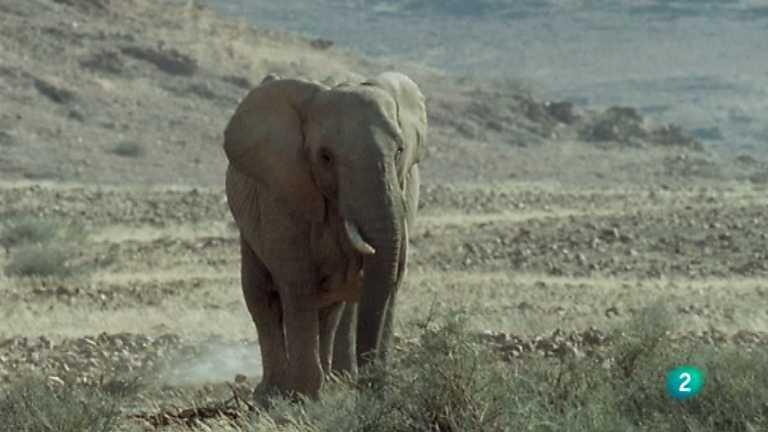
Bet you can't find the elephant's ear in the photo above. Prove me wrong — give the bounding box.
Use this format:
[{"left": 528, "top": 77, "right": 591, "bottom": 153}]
[
  {"left": 367, "top": 72, "right": 428, "bottom": 164},
  {"left": 223, "top": 77, "right": 328, "bottom": 222}
]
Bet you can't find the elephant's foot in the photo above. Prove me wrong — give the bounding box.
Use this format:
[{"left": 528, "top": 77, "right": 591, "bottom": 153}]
[
  {"left": 286, "top": 367, "right": 322, "bottom": 401},
  {"left": 326, "top": 369, "right": 357, "bottom": 386},
  {"left": 328, "top": 352, "right": 358, "bottom": 383},
  {"left": 252, "top": 381, "right": 289, "bottom": 408},
  {"left": 356, "top": 362, "right": 389, "bottom": 394},
  {"left": 252, "top": 374, "right": 322, "bottom": 406}
]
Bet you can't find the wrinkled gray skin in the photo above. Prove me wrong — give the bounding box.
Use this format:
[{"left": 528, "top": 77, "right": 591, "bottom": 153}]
[{"left": 223, "top": 72, "right": 427, "bottom": 400}]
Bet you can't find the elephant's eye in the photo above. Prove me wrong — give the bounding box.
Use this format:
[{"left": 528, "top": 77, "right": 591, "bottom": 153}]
[
  {"left": 395, "top": 147, "right": 404, "bottom": 161},
  {"left": 319, "top": 148, "right": 334, "bottom": 167}
]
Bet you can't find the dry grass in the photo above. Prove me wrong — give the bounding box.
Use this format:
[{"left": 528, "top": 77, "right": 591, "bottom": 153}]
[
  {"left": 0, "top": 217, "right": 60, "bottom": 249},
  {"left": 0, "top": 283, "right": 252, "bottom": 339},
  {"left": 0, "top": 377, "right": 127, "bottom": 432},
  {"left": 1, "top": 163, "right": 766, "bottom": 432},
  {"left": 1, "top": 217, "right": 87, "bottom": 277},
  {"left": 401, "top": 271, "right": 768, "bottom": 336},
  {"left": 112, "top": 310, "right": 768, "bottom": 431},
  {"left": 3, "top": 180, "right": 767, "bottom": 339},
  {"left": 7, "top": 308, "right": 766, "bottom": 432},
  {"left": 4, "top": 244, "right": 73, "bottom": 277},
  {"left": 89, "top": 221, "right": 234, "bottom": 243}
]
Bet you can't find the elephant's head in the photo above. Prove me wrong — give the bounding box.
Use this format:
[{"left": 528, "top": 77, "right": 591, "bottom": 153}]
[{"left": 223, "top": 72, "right": 427, "bottom": 366}]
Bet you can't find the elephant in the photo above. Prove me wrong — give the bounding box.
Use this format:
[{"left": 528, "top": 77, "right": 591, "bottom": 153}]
[{"left": 223, "top": 71, "right": 427, "bottom": 400}]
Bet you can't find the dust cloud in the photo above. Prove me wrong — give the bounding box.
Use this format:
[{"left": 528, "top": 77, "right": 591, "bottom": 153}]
[{"left": 162, "top": 341, "right": 262, "bottom": 386}]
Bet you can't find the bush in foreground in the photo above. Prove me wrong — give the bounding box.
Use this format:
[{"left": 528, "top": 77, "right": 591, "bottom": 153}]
[
  {"left": 251, "top": 309, "right": 768, "bottom": 432},
  {"left": 0, "top": 378, "right": 125, "bottom": 432},
  {"left": 2, "top": 308, "right": 765, "bottom": 431}
]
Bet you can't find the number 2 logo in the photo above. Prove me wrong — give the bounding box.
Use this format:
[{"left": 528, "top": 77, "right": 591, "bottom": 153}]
[
  {"left": 678, "top": 372, "right": 692, "bottom": 393},
  {"left": 667, "top": 366, "right": 704, "bottom": 400}
]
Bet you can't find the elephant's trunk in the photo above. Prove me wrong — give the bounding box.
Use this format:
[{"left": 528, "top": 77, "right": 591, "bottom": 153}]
[{"left": 344, "top": 172, "right": 404, "bottom": 369}]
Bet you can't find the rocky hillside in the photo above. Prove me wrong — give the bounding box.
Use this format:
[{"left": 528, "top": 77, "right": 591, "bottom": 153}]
[
  {"left": 0, "top": 0, "right": 376, "bottom": 185},
  {"left": 1, "top": 0, "right": 762, "bottom": 187}
]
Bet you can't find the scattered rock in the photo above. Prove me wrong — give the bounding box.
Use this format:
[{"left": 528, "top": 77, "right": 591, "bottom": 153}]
[
  {"left": 474, "top": 327, "right": 768, "bottom": 363},
  {"left": 309, "top": 38, "right": 334, "bottom": 50},
  {"left": 544, "top": 101, "right": 579, "bottom": 124},
  {"left": 580, "top": 106, "right": 645, "bottom": 143},
  {"left": 221, "top": 75, "right": 252, "bottom": 90},
  {"left": 0, "top": 130, "right": 16, "bottom": 147},
  {"left": 735, "top": 154, "right": 760, "bottom": 165},
  {"left": 650, "top": 124, "right": 703, "bottom": 150},
  {"left": 0, "top": 332, "right": 205, "bottom": 386},
  {"left": 579, "top": 105, "right": 702, "bottom": 150},
  {"left": 52, "top": 0, "right": 111, "bottom": 13},
  {"left": 33, "top": 78, "right": 76, "bottom": 104},
  {"left": 80, "top": 50, "right": 124, "bottom": 74},
  {"left": 47, "top": 375, "right": 65, "bottom": 386},
  {"left": 662, "top": 154, "right": 721, "bottom": 178},
  {"left": 120, "top": 44, "right": 197, "bottom": 76}
]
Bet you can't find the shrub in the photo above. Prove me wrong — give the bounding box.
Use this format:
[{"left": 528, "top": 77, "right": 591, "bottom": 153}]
[
  {"left": 246, "top": 316, "right": 532, "bottom": 431},
  {"left": 120, "top": 45, "right": 198, "bottom": 76},
  {"left": 110, "top": 141, "right": 145, "bottom": 158},
  {"left": 0, "top": 217, "right": 60, "bottom": 250},
  {"left": 5, "top": 244, "right": 72, "bottom": 277},
  {"left": 245, "top": 307, "right": 768, "bottom": 431},
  {"left": 0, "top": 377, "right": 125, "bottom": 432}
]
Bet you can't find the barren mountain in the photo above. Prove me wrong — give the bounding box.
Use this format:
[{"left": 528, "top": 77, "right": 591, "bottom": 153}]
[{"left": 3, "top": 0, "right": 762, "bottom": 187}]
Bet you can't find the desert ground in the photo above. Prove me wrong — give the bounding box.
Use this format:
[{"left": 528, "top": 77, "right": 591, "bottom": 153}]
[{"left": 1, "top": 1, "right": 767, "bottom": 430}]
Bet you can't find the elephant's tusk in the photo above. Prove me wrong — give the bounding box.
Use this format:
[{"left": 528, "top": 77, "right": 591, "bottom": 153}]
[{"left": 344, "top": 220, "right": 376, "bottom": 255}]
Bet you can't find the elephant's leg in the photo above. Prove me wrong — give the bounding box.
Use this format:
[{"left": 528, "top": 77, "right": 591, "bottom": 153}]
[
  {"left": 252, "top": 196, "right": 323, "bottom": 399},
  {"left": 279, "top": 281, "right": 323, "bottom": 399},
  {"left": 240, "top": 238, "right": 288, "bottom": 400},
  {"left": 318, "top": 302, "right": 345, "bottom": 374},
  {"left": 331, "top": 302, "right": 358, "bottom": 378}
]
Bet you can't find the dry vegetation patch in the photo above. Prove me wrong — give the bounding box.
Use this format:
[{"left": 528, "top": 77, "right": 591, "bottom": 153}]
[
  {"left": 1, "top": 217, "right": 88, "bottom": 277},
  {"left": 4, "top": 312, "right": 767, "bottom": 431}
]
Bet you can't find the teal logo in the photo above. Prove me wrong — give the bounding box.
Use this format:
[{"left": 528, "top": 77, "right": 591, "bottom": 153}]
[{"left": 666, "top": 365, "right": 705, "bottom": 400}]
